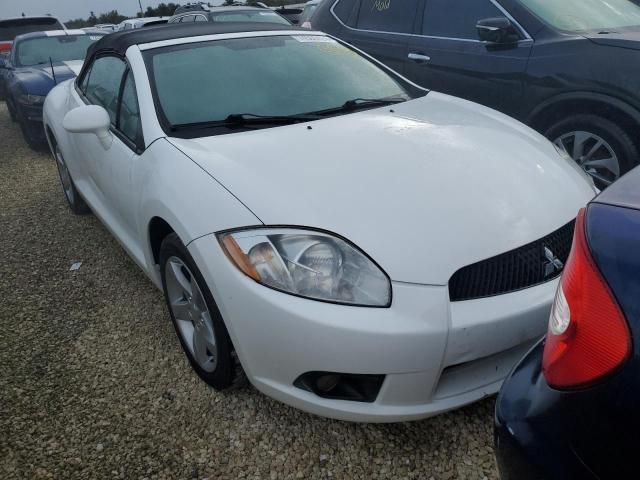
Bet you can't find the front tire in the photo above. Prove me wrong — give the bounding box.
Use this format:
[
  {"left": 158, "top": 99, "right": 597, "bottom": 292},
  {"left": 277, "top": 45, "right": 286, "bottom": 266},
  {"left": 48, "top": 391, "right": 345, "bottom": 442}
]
[
  {"left": 52, "top": 143, "right": 91, "bottom": 215},
  {"left": 545, "top": 114, "right": 639, "bottom": 189},
  {"left": 160, "top": 233, "right": 244, "bottom": 390}
]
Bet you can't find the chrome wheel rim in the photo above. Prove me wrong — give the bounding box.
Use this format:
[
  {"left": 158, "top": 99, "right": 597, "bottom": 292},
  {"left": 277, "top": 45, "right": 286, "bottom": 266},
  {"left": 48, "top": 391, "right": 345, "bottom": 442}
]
[
  {"left": 54, "top": 145, "right": 74, "bottom": 203},
  {"left": 554, "top": 131, "right": 620, "bottom": 188},
  {"left": 165, "top": 256, "right": 217, "bottom": 372}
]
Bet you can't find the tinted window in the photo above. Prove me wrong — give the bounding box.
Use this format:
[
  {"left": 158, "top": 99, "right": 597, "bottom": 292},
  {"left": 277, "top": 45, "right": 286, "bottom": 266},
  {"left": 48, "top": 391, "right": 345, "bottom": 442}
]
[
  {"left": 518, "top": 0, "right": 640, "bottom": 32},
  {"left": 210, "top": 11, "right": 291, "bottom": 25},
  {"left": 85, "top": 56, "right": 127, "bottom": 123},
  {"left": 423, "top": 0, "right": 504, "bottom": 39},
  {"left": 334, "top": 0, "right": 357, "bottom": 24},
  {"left": 118, "top": 71, "right": 142, "bottom": 146},
  {"left": 356, "top": 0, "right": 419, "bottom": 33},
  {"left": 147, "top": 35, "right": 417, "bottom": 130},
  {"left": 180, "top": 15, "right": 196, "bottom": 23},
  {"left": 194, "top": 15, "right": 208, "bottom": 22},
  {"left": 0, "top": 18, "right": 63, "bottom": 41},
  {"left": 15, "top": 34, "right": 101, "bottom": 67}
]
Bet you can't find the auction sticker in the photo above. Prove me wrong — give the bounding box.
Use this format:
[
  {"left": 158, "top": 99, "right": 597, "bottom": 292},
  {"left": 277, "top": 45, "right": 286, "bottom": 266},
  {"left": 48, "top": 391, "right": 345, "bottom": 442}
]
[{"left": 293, "top": 35, "right": 337, "bottom": 43}]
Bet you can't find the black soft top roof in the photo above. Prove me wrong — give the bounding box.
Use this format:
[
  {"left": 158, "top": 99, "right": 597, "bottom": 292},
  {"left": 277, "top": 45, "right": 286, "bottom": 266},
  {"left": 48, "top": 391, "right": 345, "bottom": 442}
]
[{"left": 86, "top": 22, "right": 302, "bottom": 57}]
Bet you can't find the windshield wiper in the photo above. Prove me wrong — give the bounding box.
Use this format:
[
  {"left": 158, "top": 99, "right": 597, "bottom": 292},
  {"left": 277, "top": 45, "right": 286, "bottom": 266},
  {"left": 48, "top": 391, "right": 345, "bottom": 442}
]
[
  {"left": 170, "top": 112, "right": 323, "bottom": 132},
  {"left": 310, "top": 96, "right": 408, "bottom": 116}
]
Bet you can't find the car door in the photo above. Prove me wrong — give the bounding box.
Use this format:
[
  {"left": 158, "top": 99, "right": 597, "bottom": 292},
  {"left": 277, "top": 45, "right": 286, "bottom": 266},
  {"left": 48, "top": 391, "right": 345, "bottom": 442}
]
[
  {"left": 338, "top": 0, "right": 421, "bottom": 75},
  {"left": 70, "top": 55, "right": 140, "bottom": 247},
  {"left": 405, "top": 0, "right": 532, "bottom": 118}
]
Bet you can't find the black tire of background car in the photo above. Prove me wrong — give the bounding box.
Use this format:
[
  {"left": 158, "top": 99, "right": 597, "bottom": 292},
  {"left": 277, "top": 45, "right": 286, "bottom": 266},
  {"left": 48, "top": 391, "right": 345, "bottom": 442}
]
[
  {"left": 544, "top": 113, "right": 639, "bottom": 183},
  {"left": 51, "top": 139, "right": 92, "bottom": 215},
  {"left": 6, "top": 98, "right": 17, "bottom": 122},
  {"left": 160, "top": 233, "right": 246, "bottom": 391},
  {"left": 17, "top": 110, "right": 43, "bottom": 150}
]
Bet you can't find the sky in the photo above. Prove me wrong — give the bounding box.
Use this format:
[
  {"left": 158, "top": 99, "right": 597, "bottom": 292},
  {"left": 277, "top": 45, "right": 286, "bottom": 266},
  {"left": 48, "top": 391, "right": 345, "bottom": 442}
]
[{"left": 0, "top": 0, "right": 173, "bottom": 22}]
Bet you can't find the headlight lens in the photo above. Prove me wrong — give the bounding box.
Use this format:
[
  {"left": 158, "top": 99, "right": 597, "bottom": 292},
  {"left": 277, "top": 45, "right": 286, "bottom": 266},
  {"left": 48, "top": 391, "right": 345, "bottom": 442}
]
[
  {"left": 17, "top": 93, "right": 46, "bottom": 105},
  {"left": 219, "top": 229, "right": 391, "bottom": 307}
]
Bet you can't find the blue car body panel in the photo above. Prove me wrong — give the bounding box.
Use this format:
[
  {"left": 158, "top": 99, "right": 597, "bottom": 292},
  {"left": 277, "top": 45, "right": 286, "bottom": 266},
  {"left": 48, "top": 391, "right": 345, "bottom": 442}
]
[
  {"left": 495, "top": 166, "right": 640, "bottom": 479},
  {"left": 5, "top": 30, "right": 104, "bottom": 144}
]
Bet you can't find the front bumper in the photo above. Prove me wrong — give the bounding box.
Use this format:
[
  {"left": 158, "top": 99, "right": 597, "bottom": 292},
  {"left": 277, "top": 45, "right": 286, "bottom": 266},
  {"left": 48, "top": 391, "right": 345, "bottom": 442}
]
[
  {"left": 189, "top": 234, "right": 554, "bottom": 422},
  {"left": 17, "top": 102, "right": 45, "bottom": 140}
]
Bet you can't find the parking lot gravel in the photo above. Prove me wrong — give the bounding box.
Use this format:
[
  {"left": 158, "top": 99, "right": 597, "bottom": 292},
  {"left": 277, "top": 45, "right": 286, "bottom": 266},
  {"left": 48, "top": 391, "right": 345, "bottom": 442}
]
[{"left": 0, "top": 102, "right": 498, "bottom": 480}]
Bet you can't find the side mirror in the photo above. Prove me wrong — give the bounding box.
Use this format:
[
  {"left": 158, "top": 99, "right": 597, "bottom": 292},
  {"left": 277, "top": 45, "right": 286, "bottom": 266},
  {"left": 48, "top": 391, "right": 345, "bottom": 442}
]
[
  {"left": 476, "top": 17, "right": 520, "bottom": 44},
  {"left": 63, "top": 105, "right": 112, "bottom": 149}
]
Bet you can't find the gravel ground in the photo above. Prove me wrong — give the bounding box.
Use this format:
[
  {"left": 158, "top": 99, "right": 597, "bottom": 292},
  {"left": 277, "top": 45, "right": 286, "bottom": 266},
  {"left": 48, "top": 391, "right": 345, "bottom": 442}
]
[{"left": 0, "top": 102, "right": 498, "bottom": 480}]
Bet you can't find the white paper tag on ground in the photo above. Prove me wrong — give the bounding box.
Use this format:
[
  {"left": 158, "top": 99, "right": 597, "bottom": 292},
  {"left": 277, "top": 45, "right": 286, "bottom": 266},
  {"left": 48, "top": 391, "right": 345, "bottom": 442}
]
[{"left": 70, "top": 262, "right": 82, "bottom": 271}]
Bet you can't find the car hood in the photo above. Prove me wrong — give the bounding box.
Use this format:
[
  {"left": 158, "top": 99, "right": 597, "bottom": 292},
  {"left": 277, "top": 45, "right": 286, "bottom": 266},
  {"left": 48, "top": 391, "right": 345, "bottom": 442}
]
[
  {"left": 12, "top": 60, "right": 82, "bottom": 96},
  {"left": 585, "top": 29, "right": 640, "bottom": 50},
  {"left": 169, "top": 92, "right": 595, "bottom": 285}
]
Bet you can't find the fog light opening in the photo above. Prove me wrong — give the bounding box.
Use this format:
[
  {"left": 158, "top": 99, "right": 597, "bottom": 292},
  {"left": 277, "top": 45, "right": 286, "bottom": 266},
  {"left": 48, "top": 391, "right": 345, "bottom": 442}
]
[{"left": 294, "top": 371, "right": 385, "bottom": 403}]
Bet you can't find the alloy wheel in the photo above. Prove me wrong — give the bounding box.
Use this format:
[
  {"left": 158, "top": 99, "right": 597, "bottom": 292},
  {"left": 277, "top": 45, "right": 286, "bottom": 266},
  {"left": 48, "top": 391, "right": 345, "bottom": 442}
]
[
  {"left": 165, "top": 256, "right": 218, "bottom": 372},
  {"left": 554, "top": 131, "right": 620, "bottom": 188}
]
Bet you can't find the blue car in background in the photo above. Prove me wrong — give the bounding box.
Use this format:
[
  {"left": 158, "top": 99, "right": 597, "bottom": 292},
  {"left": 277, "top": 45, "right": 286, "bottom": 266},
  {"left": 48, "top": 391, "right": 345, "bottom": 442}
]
[
  {"left": 495, "top": 166, "right": 640, "bottom": 479},
  {"left": 0, "top": 30, "right": 105, "bottom": 148}
]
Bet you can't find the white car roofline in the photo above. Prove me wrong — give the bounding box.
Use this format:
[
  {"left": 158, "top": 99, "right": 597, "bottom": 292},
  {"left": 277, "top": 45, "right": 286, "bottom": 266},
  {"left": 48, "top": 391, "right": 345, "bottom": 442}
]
[{"left": 138, "top": 29, "right": 325, "bottom": 51}]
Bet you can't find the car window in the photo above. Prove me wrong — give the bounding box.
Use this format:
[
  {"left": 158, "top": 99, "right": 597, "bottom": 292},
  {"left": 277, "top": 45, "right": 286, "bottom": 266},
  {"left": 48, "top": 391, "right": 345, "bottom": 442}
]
[
  {"left": 355, "top": 0, "right": 419, "bottom": 33},
  {"left": 0, "top": 18, "right": 63, "bottom": 41},
  {"left": 147, "top": 35, "right": 421, "bottom": 131},
  {"left": 194, "top": 15, "right": 208, "bottom": 22},
  {"left": 210, "top": 11, "right": 291, "bottom": 25},
  {"left": 180, "top": 15, "right": 196, "bottom": 23},
  {"left": 300, "top": 4, "right": 318, "bottom": 23},
  {"left": 517, "top": 0, "right": 640, "bottom": 33},
  {"left": 333, "top": 0, "right": 358, "bottom": 25},
  {"left": 84, "top": 56, "right": 127, "bottom": 124},
  {"left": 118, "top": 70, "right": 143, "bottom": 146},
  {"left": 423, "top": 0, "right": 506, "bottom": 39}
]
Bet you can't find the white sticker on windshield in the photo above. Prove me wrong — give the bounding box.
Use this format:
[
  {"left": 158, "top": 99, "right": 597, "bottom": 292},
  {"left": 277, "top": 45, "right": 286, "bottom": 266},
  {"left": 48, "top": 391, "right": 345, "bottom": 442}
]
[
  {"left": 89, "top": 36, "right": 101, "bottom": 41},
  {"left": 293, "top": 35, "right": 336, "bottom": 43}
]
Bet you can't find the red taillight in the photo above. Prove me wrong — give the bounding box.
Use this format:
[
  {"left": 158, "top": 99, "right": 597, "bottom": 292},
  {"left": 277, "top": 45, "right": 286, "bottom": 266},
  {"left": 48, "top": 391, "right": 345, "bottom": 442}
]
[
  {"left": 542, "top": 208, "right": 631, "bottom": 389},
  {"left": 0, "top": 42, "right": 11, "bottom": 53}
]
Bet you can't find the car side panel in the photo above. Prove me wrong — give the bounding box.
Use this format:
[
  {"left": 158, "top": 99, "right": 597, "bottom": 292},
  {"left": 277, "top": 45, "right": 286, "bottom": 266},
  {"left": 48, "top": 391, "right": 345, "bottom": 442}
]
[
  {"left": 522, "top": 38, "right": 640, "bottom": 124},
  {"left": 133, "top": 138, "right": 262, "bottom": 286}
]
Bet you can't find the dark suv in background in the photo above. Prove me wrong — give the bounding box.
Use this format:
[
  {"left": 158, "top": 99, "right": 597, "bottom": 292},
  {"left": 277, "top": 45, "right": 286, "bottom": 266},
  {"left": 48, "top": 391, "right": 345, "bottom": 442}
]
[{"left": 312, "top": 0, "right": 640, "bottom": 189}]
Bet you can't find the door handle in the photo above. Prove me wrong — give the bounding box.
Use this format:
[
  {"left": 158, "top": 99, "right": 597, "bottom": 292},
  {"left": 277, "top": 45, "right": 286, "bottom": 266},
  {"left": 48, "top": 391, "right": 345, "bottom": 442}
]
[{"left": 408, "top": 52, "right": 431, "bottom": 62}]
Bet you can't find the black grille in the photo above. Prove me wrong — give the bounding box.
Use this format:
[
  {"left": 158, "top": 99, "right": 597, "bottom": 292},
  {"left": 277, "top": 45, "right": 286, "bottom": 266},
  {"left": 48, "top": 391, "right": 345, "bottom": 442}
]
[{"left": 449, "top": 220, "right": 575, "bottom": 302}]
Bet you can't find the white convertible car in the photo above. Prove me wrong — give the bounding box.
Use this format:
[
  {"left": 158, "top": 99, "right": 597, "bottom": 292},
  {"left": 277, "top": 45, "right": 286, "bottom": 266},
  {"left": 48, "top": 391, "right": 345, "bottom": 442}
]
[{"left": 43, "top": 23, "right": 596, "bottom": 422}]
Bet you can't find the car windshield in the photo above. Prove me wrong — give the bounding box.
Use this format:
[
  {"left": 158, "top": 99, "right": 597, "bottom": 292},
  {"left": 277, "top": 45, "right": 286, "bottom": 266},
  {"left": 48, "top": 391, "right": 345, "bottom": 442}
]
[
  {"left": 210, "top": 11, "right": 291, "bottom": 25},
  {"left": 15, "top": 34, "right": 101, "bottom": 67},
  {"left": 146, "top": 35, "right": 420, "bottom": 133},
  {"left": 518, "top": 0, "right": 640, "bottom": 33},
  {"left": 0, "top": 18, "right": 63, "bottom": 41}
]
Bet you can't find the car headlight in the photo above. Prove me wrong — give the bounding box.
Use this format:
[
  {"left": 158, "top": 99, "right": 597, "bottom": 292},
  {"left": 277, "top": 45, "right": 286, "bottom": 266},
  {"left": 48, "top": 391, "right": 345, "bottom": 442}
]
[
  {"left": 17, "top": 93, "right": 46, "bottom": 105},
  {"left": 218, "top": 228, "right": 391, "bottom": 307}
]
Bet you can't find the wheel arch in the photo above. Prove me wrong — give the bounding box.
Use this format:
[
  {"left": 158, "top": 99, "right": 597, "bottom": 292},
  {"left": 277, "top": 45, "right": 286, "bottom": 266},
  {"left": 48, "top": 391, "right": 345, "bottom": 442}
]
[
  {"left": 148, "top": 216, "right": 177, "bottom": 266},
  {"left": 527, "top": 92, "right": 640, "bottom": 139}
]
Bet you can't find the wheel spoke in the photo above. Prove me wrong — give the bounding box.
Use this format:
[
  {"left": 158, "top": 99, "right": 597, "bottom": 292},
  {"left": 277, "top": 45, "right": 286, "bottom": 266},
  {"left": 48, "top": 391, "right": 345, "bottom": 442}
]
[
  {"left": 583, "top": 156, "right": 620, "bottom": 177},
  {"left": 588, "top": 170, "right": 614, "bottom": 187},
  {"left": 571, "top": 131, "right": 589, "bottom": 160},
  {"left": 192, "top": 324, "right": 216, "bottom": 371},
  {"left": 169, "top": 260, "right": 193, "bottom": 297},
  {"left": 170, "top": 298, "right": 191, "bottom": 321},
  {"left": 584, "top": 140, "right": 603, "bottom": 161}
]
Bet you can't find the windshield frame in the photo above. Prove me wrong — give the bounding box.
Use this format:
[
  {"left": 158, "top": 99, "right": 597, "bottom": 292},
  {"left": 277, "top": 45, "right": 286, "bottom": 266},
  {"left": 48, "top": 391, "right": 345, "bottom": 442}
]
[
  {"left": 143, "top": 33, "right": 427, "bottom": 139},
  {"left": 515, "top": 0, "right": 640, "bottom": 34}
]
